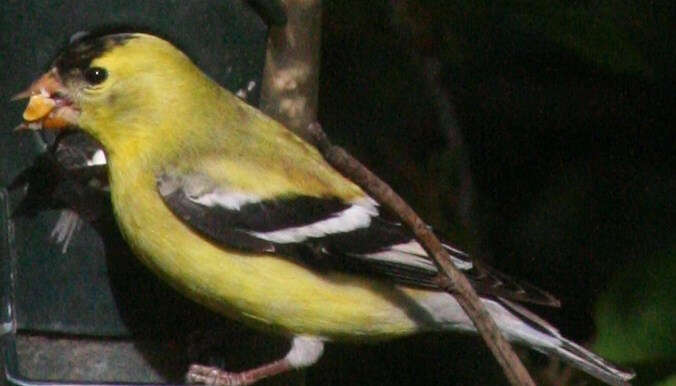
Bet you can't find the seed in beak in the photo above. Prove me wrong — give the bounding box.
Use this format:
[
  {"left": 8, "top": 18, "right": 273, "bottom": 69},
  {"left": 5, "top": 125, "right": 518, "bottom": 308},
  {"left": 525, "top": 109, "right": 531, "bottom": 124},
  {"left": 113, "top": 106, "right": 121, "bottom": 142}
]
[{"left": 23, "top": 94, "right": 56, "bottom": 121}]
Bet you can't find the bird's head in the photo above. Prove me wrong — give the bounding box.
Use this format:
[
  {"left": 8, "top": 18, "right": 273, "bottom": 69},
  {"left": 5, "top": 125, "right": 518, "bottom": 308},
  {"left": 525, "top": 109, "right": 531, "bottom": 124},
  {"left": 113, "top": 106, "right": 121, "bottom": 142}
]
[{"left": 14, "top": 32, "right": 214, "bottom": 152}]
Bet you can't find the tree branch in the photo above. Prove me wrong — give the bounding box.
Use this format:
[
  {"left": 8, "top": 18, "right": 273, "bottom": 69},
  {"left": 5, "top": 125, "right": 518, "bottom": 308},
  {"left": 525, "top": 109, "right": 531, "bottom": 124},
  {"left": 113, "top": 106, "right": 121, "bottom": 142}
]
[
  {"left": 306, "top": 122, "right": 536, "bottom": 386},
  {"left": 258, "top": 0, "right": 535, "bottom": 383}
]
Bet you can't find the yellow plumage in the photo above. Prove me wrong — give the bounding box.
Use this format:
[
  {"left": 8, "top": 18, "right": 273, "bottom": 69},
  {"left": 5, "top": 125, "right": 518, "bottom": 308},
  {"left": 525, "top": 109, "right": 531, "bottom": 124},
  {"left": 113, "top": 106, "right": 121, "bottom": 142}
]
[
  {"left": 15, "top": 32, "right": 635, "bottom": 385},
  {"left": 81, "top": 35, "right": 426, "bottom": 339},
  {"left": 111, "top": 150, "right": 427, "bottom": 339}
]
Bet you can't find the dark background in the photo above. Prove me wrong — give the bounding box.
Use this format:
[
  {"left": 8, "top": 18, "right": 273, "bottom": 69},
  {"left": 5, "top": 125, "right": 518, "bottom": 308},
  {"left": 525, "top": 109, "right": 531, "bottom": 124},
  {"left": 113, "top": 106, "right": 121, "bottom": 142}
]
[
  {"left": 1, "top": 1, "right": 674, "bottom": 385},
  {"left": 316, "top": 1, "right": 674, "bottom": 385}
]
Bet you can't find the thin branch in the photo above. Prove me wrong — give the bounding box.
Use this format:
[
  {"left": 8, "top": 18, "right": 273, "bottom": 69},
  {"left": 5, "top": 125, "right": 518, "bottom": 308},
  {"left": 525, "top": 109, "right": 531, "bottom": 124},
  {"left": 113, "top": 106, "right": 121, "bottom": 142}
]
[
  {"left": 307, "top": 122, "right": 536, "bottom": 386},
  {"left": 259, "top": 1, "right": 535, "bottom": 383}
]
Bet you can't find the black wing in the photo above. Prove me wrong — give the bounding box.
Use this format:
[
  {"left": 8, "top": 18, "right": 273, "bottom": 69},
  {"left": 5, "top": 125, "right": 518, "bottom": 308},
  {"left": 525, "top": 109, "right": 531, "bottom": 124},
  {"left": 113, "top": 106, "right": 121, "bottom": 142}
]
[{"left": 157, "top": 171, "right": 560, "bottom": 306}]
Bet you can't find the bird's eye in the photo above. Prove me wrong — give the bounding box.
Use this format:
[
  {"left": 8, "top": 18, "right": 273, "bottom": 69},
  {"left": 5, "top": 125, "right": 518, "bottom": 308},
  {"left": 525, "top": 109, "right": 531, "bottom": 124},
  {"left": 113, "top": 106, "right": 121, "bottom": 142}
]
[{"left": 83, "top": 67, "right": 108, "bottom": 85}]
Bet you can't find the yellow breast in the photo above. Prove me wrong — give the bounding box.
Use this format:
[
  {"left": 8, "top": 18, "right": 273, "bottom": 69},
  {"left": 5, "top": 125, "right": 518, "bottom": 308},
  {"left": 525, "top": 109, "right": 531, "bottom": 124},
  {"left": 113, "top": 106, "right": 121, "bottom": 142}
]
[{"left": 107, "top": 159, "right": 438, "bottom": 341}]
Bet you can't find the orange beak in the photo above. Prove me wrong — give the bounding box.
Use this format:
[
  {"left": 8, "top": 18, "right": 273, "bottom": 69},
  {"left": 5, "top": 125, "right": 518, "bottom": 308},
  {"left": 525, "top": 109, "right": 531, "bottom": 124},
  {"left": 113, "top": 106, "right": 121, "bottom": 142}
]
[{"left": 13, "top": 68, "right": 78, "bottom": 131}]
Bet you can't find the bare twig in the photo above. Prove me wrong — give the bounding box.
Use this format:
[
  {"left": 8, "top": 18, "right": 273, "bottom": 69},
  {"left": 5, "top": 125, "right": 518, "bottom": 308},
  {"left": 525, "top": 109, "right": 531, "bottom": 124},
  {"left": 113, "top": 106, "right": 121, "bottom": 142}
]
[
  {"left": 307, "top": 123, "right": 536, "bottom": 386},
  {"left": 259, "top": 1, "right": 535, "bottom": 383}
]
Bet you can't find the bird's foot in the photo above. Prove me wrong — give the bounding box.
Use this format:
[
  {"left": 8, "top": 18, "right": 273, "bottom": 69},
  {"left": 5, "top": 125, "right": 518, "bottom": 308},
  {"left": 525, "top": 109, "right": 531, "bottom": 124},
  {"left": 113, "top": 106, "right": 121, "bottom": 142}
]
[
  {"left": 186, "top": 336, "right": 322, "bottom": 385},
  {"left": 186, "top": 359, "right": 292, "bottom": 386},
  {"left": 186, "top": 364, "right": 255, "bottom": 386}
]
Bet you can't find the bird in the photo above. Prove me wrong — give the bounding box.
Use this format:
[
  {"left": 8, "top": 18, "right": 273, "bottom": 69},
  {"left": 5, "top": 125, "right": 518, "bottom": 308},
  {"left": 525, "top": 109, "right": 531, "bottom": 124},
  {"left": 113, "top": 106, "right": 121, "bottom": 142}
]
[{"left": 13, "top": 32, "right": 634, "bottom": 385}]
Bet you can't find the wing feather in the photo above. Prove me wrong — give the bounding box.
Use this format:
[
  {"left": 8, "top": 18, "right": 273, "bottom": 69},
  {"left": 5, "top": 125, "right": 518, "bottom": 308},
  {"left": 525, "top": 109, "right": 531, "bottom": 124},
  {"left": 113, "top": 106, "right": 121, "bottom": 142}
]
[{"left": 156, "top": 168, "right": 560, "bottom": 306}]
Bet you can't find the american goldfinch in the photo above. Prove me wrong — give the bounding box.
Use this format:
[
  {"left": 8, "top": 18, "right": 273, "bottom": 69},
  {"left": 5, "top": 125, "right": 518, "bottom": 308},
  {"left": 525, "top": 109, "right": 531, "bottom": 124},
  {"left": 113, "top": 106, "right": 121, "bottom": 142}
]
[{"left": 14, "top": 32, "right": 634, "bottom": 386}]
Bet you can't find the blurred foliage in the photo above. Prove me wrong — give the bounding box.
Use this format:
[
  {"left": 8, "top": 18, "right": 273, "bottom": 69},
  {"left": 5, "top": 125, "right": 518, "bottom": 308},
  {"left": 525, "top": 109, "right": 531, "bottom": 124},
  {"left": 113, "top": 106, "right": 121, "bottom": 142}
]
[
  {"left": 593, "top": 246, "right": 676, "bottom": 384},
  {"left": 654, "top": 375, "right": 676, "bottom": 386}
]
